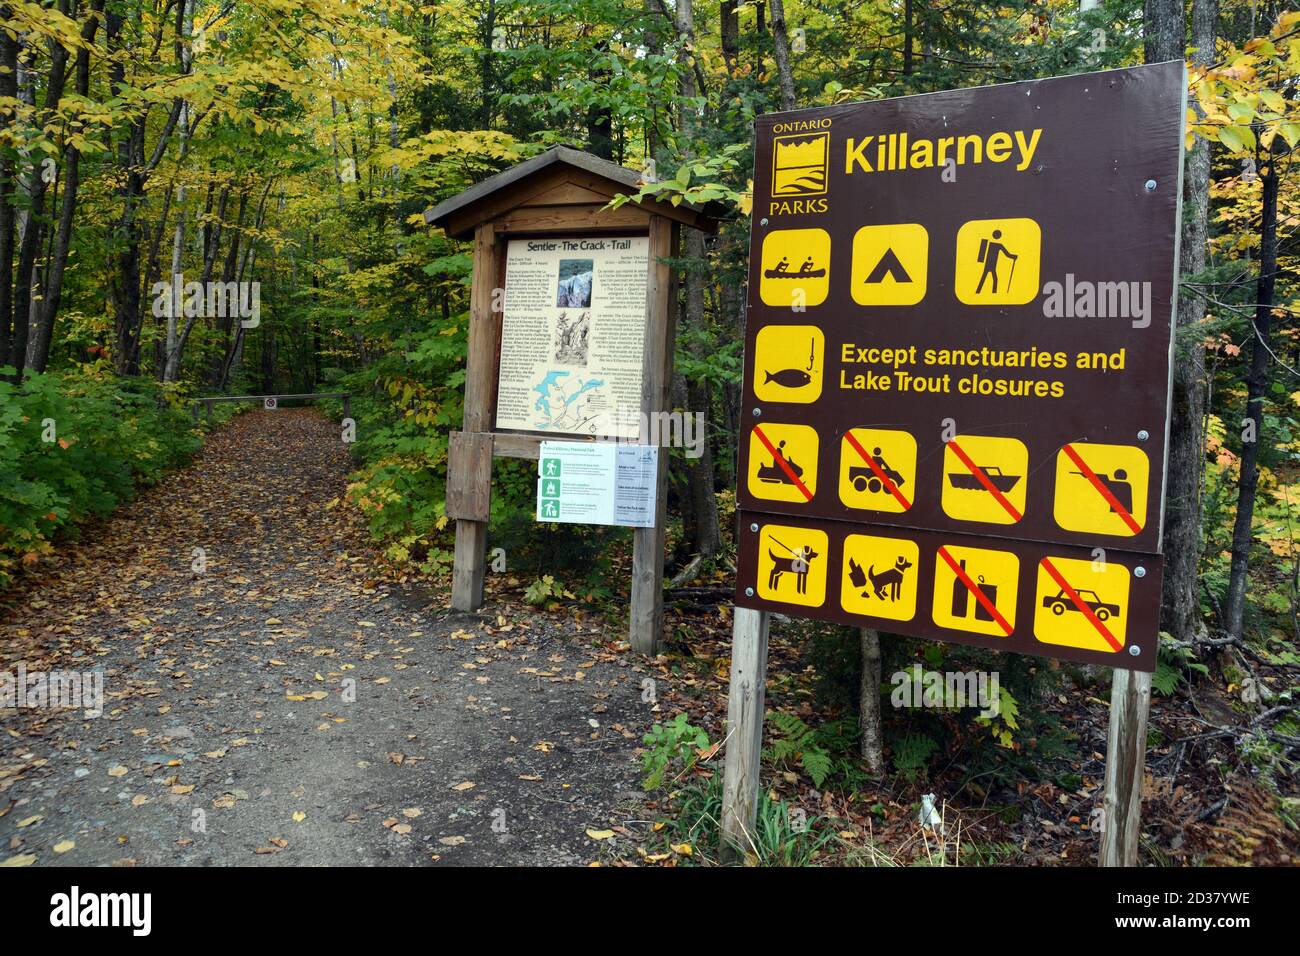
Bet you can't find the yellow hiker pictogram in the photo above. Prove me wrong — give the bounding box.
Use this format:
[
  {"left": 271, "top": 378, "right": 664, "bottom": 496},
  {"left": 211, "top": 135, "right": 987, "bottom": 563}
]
[
  {"left": 931, "top": 543, "right": 1019, "bottom": 638},
  {"left": 747, "top": 422, "right": 819, "bottom": 504},
  {"left": 841, "top": 534, "right": 920, "bottom": 622},
  {"left": 1052, "top": 442, "right": 1150, "bottom": 537},
  {"left": 838, "top": 427, "right": 916, "bottom": 514},
  {"left": 753, "top": 325, "right": 824, "bottom": 404},
  {"left": 850, "top": 223, "right": 928, "bottom": 306},
  {"left": 760, "top": 229, "right": 830, "bottom": 308},
  {"left": 757, "top": 524, "right": 829, "bottom": 608},
  {"left": 771, "top": 132, "right": 829, "bottom": 197},
  {"left": 954, "top": 217, "right": 1041, "bottom": 305},
  {"left": 1033, "top": 556, "right": 1129, "bottom": 654},
  {"left": 941, "top": 435, "right": 1028, "bottom": 525}
]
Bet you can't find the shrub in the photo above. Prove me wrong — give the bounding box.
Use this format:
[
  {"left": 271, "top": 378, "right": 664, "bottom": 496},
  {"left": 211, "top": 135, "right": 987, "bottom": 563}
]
[{"left": 0, "top": 368, "right": 199, "bottom": 587}]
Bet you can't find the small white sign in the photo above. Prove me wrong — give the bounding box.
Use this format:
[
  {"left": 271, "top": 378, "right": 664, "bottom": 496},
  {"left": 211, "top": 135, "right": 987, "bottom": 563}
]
[
  {"left": 537, "top": 441, "right": 658, "bottom": 527},
  {"left": 264, "top": 396, "right": 277, "bottom": 410}
]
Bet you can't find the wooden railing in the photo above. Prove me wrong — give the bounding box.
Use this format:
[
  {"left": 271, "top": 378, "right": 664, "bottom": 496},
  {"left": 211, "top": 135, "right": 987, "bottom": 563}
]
[{"left": 190, "top": 392, "right": 351, "bottom": 420}]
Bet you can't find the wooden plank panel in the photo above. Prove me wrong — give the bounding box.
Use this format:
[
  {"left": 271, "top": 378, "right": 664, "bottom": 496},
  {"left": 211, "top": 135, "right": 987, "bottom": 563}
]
[
  {"left": 721, "top": 607, "right": 771, "bottom": 861},
  {"left": 451, "top": 222, "right": 500, "bottom": 612},
  {"left": 523, "top": 182, "right": 615, "bottom": 206},
  {"left": 446, "top": 431, "right": 494, "bottom": 522},
  {"left": 495, "top": 204, "right": 650, "bottom": 234},
  {"left": 1100, "top": 667, "right": 1152, "bottom": 866}
]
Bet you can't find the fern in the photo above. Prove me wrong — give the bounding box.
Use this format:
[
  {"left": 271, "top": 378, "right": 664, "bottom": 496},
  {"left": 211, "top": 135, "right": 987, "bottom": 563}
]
[
  {"left": 765, "top": 712, "right": 833, "bottom": 788},
  {"left": 800, "top": 749, "right": 833, "bottom": 788},
  {"left": 1154, "top": 632, "right": 1210, "bottom": 696},
  {"left": 892, "top": 733, "right": 938, "bottom": 782}
]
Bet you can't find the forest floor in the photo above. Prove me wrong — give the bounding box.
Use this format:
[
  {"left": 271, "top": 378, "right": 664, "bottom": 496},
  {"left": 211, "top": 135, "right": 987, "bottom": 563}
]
[
  {"left": 0, "top": 409, "right": 659, "bottom": 866},
  {"left": 2, "top": 409, "right": 1296, "bottom": 867}
]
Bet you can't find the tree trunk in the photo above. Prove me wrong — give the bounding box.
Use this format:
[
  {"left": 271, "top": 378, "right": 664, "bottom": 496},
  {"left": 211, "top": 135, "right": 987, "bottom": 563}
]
[
  {"left": 767, "top": 0, "right": 797, "bottom": 111},
  {"left": 9, "top": 16, "right": 70, "bottom": 380},
  {"left": 480, "top": 0, "right": 497, "bottom": 128},
  {"left": 672, "top": 0, "right": 722, "bottom": 566},
  {"left": 0, "top": 10, "right": 17, "bottom": 369},
  {"left": 26, "top": 0, "right": 103, "bottom": 374},
  {"left": 1224, "top": 148, "right": 1280, "bottom": 637},
  {"left": 858, "top": 628, "right": 884, "bottom": 775},
  {"left": 586, "top": 42, "right": 614, "bottom": 160},
  {"left": 161, "top": 0, "right": 194, "bottom": 383},
  {"left": 903, "top": 0, "right": 913, "bottom": 77},
  {"left": 1161, "top": 0, "right": 1215, "bottom": 644},
  {"left": 1143, "top": 0, "right": 1184, "bottom": 63},
  {"left": 686, "top": 376, "right": 721, "bottom": 557},
  {"left": 108, "top": 9, "right": 145, "bottom": 375},
  {"left": 720, "top": 0, "right": 739, "bottom": 74}
]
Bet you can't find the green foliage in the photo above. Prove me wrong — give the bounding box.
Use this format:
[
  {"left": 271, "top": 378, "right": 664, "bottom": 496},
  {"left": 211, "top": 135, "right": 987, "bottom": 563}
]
[
  {"left": 765, "top": 711, "right": 836, "bottom": 789},
  {"left": 641, "top": 712, "right": 710, "bottom": 791},
  {"left": 0, "top": 368, "right": 200, "bottom": 586},
  {"left": 1154, "top": 632, "right": 1211, "bottom": 696},
  {"left": 661, "top": 775, "right": 841, "bottom": 866},
  {"left": 891, "top": 733, "right": 939, "bottom": 783},
  {"left": 523, "top": 574, "right": 572, "bottom": 606},
  {"left": 975, "top": 685, "right": 1021, "bottom": 748}
]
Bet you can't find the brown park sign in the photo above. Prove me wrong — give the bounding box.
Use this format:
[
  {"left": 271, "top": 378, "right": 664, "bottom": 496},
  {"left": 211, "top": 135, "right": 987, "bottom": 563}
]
[{"left": 734, "top": 61, "right": 1187, "bottom": 671}]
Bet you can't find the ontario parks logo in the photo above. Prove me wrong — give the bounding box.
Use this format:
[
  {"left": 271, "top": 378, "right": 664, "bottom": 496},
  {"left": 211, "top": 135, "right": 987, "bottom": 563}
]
[{"left": 769, "top": 122, "right": 830, "bottom": 216}]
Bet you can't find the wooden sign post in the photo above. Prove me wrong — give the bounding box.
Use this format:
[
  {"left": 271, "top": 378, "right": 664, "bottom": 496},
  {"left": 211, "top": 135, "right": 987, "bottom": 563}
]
[{"left": 424, "top": 147, "right": 716, "bottom": 655}]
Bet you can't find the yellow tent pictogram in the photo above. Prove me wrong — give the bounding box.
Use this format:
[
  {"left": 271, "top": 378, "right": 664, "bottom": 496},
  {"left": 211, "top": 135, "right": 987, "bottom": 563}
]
[{"left": 850, "top": 223, "right": 928, "bottom": 306}]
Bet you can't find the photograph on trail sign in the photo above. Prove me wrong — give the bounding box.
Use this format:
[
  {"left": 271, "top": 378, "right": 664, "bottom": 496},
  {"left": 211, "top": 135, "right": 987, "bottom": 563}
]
[{"left": 736, "top": 61, "right": 1187, "bottom": 672}]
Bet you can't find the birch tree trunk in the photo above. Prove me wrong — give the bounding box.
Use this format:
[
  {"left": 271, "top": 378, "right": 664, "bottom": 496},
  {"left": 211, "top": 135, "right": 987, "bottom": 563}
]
[
  {"left": 858, "top": 628, "right": 885, "bottom": 774},
  {"left": 1161, "top": 0, "right": 1215, "bottom": 645},
  {"left": 767, "top": 0, "right": 796, "bottom": 110}
]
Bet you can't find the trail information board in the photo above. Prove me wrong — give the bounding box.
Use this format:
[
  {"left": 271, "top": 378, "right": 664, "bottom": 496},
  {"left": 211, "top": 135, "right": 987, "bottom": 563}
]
[
  {"left": 735, "top": 62, "right": 1187, "bottom": 671},
  {"left": 496, "top": 236, "right": 650, "bottom": 439}
]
